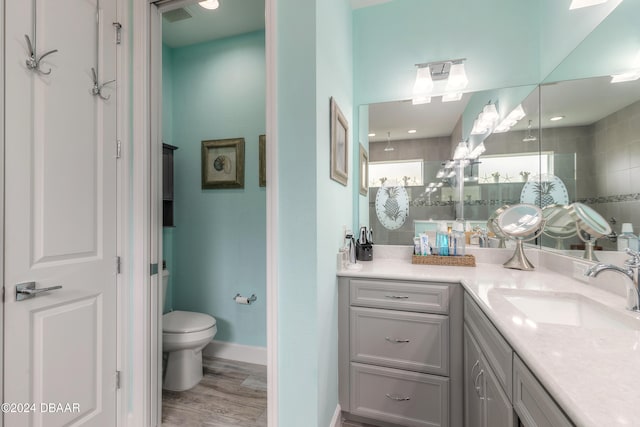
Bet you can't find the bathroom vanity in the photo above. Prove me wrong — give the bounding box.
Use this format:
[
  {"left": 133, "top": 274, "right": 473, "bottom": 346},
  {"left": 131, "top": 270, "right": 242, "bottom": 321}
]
[
  {"left": 338, "top": 248, "right": 640, "bottom": 427},
  {"left": 338, "top": 277, "right": 463, "bottom": 427}
]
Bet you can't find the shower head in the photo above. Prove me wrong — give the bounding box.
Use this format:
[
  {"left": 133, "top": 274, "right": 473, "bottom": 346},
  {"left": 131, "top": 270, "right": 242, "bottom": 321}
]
[{"left": 523, "top": 120, "right": 537, "bottom": 142}]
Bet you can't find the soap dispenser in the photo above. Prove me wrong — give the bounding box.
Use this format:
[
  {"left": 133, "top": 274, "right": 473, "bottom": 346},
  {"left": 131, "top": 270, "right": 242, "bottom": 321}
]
[{"left": 617, "top": 223, "right": 638, "bottom": 252}]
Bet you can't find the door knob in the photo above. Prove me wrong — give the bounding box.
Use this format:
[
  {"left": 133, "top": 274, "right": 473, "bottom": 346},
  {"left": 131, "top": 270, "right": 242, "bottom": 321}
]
[{"left": 16, "top": 282, "right": 63, "bottom": 301}]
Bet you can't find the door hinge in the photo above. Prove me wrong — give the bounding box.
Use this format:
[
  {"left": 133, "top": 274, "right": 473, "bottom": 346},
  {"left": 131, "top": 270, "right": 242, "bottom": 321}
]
[
  {"left": 116, "top": 140, "right": 121, "bottom": 159},
  {"left": 113, "top": 22, "right": 122, "bottom": 45},
  {"left": 116, "top": 256, "right": 121, "bottom": 274},
  {"left": 115, "top": 371, "right": 121, "bottom": 389}
]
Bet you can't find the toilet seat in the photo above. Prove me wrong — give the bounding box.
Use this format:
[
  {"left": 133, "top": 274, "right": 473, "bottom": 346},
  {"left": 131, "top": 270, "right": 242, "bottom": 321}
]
[{"left": 163, "top": 310, "right": 216, "bottom": 333}]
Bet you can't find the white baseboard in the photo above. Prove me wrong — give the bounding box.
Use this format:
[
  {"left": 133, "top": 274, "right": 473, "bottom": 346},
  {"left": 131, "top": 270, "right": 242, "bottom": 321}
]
[
  {"left": 203, "top": 340, "right": 267, "bottom": 366},
  {"left": 330, "top": 404, "right": 342, "bottom": 427}
]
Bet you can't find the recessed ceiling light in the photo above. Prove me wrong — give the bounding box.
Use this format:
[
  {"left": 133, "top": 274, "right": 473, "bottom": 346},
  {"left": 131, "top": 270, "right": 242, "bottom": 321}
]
[
  {"left": 408, "top": 129, "right": 417, "bottom": 134},
  {"left": 199, "top": 0, "right": 220, "bottom": 10},
  {"left": 550, "top": 116, "right": 565, "bottom": 121},
  {"left": 368, "top": 133, "right": 376, "bottom": 137}
]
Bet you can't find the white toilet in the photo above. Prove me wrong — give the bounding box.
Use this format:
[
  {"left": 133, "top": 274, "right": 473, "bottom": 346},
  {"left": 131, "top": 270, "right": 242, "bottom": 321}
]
[{"left": 162, "top": 268, "right": 217, "bottom": 391}]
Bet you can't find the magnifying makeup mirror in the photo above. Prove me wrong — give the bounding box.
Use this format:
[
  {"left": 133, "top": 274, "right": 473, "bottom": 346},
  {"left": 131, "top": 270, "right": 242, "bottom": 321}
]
[
  {"left": 569, "top": 202, "right": 612, "bottom": 262},
  {"left": 542, "top": 204, "right": 577, "bottom": 250},
  {"left": 495, "top": 204, "right": 544, "bottom": 270},
  {"left": 487, "top": 205, "right": 510, "bottom": 248}
]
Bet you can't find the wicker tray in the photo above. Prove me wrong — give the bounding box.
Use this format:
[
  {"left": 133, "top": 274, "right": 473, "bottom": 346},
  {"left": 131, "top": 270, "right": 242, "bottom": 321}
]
[{"left": 412, "top": 254, "right": 476, "bottom": 267}]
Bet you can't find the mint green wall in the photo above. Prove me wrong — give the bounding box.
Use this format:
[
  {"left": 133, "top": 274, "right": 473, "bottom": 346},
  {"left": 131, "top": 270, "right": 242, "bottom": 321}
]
[
  {"left": 356, "top": 105, "right": 369, "bottom": 229},
  {"left": 538, "top": 0, "right": 622, "bottom": 80},
  {"left": 543, "top": 0, "right": 640, "bottom": 83},
  {"left": 166, "top": 31, "right": 266, "bottom": 347},
  {"left": 316, "top": 0, "right": 353, "bottom": 424},
  {"left": 276, "top": 0, "right": 353, "bottom": 424},
  {"left": 353, "top": 0, "right": 541, "bottom": 106},
  {"left": 162, "top": 44, "right": 174, "bottom": 314}
]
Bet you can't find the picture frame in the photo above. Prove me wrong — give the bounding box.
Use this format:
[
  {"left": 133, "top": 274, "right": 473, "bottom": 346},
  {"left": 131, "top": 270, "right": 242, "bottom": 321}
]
[
  {"left": 330, "top": 97, "right": 349, "bottom": 186},
  {"left": 359, "top": 143, "right": 369, "bottom": 196},
  {"left": 201, "top": 138, "right": 245, "bottom": 189},
  {"left": 259, "top": 134, "right": 266, "bottom": 187}
]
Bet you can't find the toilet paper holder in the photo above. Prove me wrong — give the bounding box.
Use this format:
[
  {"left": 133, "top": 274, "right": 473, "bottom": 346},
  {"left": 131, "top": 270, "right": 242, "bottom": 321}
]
[{"left": 233, "top": 293, "right": 257, "bottom": 305}]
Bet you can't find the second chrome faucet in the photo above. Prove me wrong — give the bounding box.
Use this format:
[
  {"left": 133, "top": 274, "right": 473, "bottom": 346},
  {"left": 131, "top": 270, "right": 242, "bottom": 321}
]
[{"left": 585, "top": 248, "right": 640, "bottom": 312}]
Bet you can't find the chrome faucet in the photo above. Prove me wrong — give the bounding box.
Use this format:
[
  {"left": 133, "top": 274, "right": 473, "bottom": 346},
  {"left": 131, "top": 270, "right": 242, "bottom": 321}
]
[{"left": 585, "top": 248, "right": 640, "bottom": 312}]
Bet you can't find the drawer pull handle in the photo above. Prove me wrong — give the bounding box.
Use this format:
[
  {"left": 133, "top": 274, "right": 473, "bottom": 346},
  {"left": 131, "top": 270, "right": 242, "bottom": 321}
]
[
  {"left": 470, "top": 360, "right": 480, "bottom": 378},
  {"left": 385, "top": 393, "right": 411, "bottom": 402},
  {"left": 385, "top": 337, "right": 410, "bottom": 343},
  {"left": 385, "top": 295, "right": 409, "bottom": 299},
  {"left": 474, "top": 369, "right": 484, "bottom": 398}
]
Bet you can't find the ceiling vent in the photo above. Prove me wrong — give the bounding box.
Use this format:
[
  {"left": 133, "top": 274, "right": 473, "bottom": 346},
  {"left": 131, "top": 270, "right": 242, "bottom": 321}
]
[{"left": 163, "top": 8, "right": 192, "bottom": 23}]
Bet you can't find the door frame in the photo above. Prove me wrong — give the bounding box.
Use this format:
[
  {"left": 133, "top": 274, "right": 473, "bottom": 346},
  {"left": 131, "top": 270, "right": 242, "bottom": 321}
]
[{"left": 129, "top": 0, "right": 279, "bottom": 425}]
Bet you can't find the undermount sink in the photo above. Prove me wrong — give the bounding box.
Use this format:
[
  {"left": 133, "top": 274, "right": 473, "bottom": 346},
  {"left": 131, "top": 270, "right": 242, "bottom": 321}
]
[{"left": 499, "top": 292, "right": 637, "bottom": 330}]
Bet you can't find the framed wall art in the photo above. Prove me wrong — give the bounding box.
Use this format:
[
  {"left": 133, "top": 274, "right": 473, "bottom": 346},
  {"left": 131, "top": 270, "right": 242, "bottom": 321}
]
[
  {"left": 201, "top": 138, "right": 245, "bottom": 189},
  {"left": 359, "top": 143, "right": 369, "bottom": 196},
  {"left": 330, "top": 97, "right": 349, "bottom": 186}
]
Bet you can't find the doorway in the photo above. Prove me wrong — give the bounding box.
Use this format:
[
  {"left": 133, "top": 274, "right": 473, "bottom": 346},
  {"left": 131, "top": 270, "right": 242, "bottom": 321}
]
[{"left": 153, "top": 1, "right": 268, "bottom": 425}]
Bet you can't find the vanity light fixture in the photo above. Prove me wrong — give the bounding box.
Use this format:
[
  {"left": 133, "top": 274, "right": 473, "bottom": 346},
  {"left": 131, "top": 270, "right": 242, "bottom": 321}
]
[
  {"left": 446, "top": 62, "right": 469, "bottom": 91},
  {"left": 413, "top": 58, "right": 467, "bottom": 104},
  {"left": 199, "top": 0, "right": 220, "bottom": 9},
  {"left": 494, "top": 104, "right": 526, "bottom": 133},
  {"left": 471, "top": 119, "right": 488, "bottom": 135},
  {"left": 453, "top": 142, "right": 470, "bottom": 160},
  {"left": 442, "top": 92, "right": 463, "bottom": 102},
  {"left": 479, "top": 103, "right": 499, "bottom": 128},
  {"left": 412, "top": 66, "right": 434, "bottom": 105},
  {"left": 383, "top": 131, "right": 395, "bottom": 152},
  {"left": 468, "top": 142, "right": 486, "bottom": 159},
  {"left": 569, "top": 0, "right": 607, "bottom": 10},
  {"left": 611, "top": 69, "right": 640, "bottom": 83},
  {"left": 550, "top": 116, "right": 565, "bottom": 121}
]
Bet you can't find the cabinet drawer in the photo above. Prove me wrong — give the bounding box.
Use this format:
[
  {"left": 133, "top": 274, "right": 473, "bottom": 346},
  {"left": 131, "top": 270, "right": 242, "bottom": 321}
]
[
  {"left": 513, "top": 355, "right": 573, "bottom": 427},
  {"left": 350, "top": 362, "right": 449, "bottom": 427},
  {"left": 464, "top": 293, "right": 512, "bottom": 399},
  {"left": 350, "top": 279, "right": 450, "bottom": 314},
  {"left": 351, "top": 307, "right": 449, "bottom": 375}
]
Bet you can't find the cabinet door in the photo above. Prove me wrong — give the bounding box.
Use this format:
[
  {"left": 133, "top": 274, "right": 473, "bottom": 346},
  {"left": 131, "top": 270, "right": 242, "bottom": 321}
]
[
  {"left": 484, "top": 356, "right": 515, "bottom": 427},
  {"left": 464, "top": 326, "right": 484, "bottom": 427}
]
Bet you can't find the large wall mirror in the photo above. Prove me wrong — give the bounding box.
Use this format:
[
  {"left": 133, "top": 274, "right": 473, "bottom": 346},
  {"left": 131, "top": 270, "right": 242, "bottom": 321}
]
[{"left": 361, "top": 0, "right": 640, "bottom": 261}]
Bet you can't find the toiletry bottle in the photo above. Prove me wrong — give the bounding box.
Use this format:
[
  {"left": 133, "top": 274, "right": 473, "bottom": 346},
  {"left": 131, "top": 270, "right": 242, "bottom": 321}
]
[
  {"left": 452, "top": 221, "right": 466, "bottom": 256},
  {"left": 436, "top": 223, "right": 449, "bottom": 256},
  {"left": 617, "top": 223, "right": 639, "bottom": 252}
]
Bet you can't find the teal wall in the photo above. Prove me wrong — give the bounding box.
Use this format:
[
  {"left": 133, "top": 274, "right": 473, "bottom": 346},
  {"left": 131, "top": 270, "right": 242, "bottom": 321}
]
[
  {"left": 544, "top": 0, "right": 640, "bottom": 83},
  {"left": 353, "top": 0, "right": 541, "bottom": 106},
  {"left": 538, "top": 0, "right": 622, "bottom": 80},
  {"left": 276, "top": 0, "right": 353, "bottom": 424},
  {"left": 163, "top": 31, "right": 266, "bottom": 347}
]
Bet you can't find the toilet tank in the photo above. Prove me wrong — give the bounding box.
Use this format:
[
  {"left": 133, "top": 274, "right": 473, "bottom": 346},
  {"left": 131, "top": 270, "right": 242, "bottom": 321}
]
[{"left": 162, "top": 268, "right": 169, "bottom": 307}]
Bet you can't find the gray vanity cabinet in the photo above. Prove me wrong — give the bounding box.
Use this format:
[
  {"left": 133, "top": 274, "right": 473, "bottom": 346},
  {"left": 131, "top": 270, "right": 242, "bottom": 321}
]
[
  {"left": 463, "top": 293, "right": 574, "bottom": 427},
  {"left": 338, "top": 277, "right": 463, "bottom": 427},
  {"left": 464, "top": 294, "right": 514, "bottom": 427},
  {"left": 464, "top": 325, "right": 513, "bottom": 427}
]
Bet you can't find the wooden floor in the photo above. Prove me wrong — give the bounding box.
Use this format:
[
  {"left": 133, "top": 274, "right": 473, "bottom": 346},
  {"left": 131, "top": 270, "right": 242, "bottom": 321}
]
[{"left": 162, "top": 357, "right": 267, "bottom": 427}]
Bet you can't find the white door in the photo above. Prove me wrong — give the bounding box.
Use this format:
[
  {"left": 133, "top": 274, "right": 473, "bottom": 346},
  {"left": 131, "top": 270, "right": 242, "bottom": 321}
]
[{"left": 4, "top": 0, "right": 118, "bottom": 425}]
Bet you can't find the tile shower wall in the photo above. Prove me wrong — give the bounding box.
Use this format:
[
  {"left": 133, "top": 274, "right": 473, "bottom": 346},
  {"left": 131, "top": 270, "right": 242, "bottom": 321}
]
[
  {"left": 586, "top": 100, "right": 640, "bottom": 249},
  {"left": 166, "top": 31, "right": 267, "bottom": 347}
]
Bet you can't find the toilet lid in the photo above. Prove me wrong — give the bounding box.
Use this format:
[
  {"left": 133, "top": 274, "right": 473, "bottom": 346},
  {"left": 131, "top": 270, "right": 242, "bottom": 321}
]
[{"left": 163, "top": 310, "right": 216, "bottom": 333}]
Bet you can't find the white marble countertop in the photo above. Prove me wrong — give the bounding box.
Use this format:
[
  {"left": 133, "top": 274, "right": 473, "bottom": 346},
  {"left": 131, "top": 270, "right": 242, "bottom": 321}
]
[{"left": 338, "top": 247, "right": 640, "bottom": 427}]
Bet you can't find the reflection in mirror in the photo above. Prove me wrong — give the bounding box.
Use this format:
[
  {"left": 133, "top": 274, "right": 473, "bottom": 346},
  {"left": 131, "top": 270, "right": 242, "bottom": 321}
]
[
  {"left": 367, "top": 87, "right": 540, "bottom": 245},
  {"left": 538, "top": 76, "right": 640, "bottom": 257}
]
